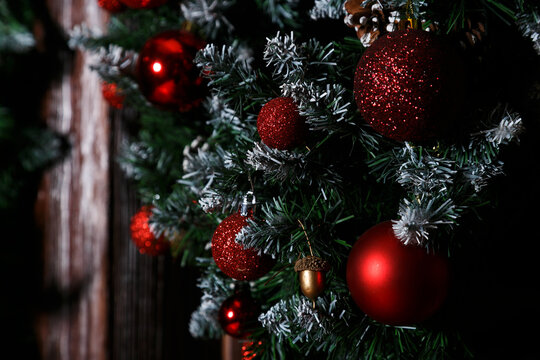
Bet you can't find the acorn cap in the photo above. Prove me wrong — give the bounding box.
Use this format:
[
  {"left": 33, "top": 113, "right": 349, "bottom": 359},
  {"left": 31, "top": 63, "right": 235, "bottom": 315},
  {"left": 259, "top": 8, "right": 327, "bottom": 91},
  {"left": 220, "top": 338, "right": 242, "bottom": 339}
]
[{"left": 294, "top": 256, "right": 330, "bottom": 272}]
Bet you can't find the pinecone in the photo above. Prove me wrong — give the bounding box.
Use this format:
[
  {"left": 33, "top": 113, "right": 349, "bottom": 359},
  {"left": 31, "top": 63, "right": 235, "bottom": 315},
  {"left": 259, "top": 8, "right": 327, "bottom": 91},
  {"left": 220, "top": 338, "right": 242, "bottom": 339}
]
[
  {"left": 459, "top": 17, "right": 487, "bottom": 49},
  {"left": 343, "top": 0, "right": 400, "bottom": 47}
]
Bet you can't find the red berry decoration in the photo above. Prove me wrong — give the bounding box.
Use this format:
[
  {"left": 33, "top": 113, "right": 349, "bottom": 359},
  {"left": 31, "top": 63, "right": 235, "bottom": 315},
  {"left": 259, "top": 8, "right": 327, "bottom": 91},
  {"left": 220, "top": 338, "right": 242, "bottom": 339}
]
[
  {"left": 257, "top": 97, "right": 306, "bottom": 150},
  {"left": 218, "top": 290, "right": 260, "bottom": 338},
  {"left": 346, "top": 221, "right": 449, "bottom": 325},
  {"left": 101, "top": 82, "right": 125, "bottom": 109},
  {"left": 211, "top": 211, "right": 274, "bottom": 281},
  {"left": 98, "top": 0, "right": 125, "bottom": 12},
  {"left": 130, "top": 206, "right": 170, "bottom": 256},
  {"left": 136, "top": 30, "right": 206, "bottom": 112},
  {"left": 118, "top": 0, "right": 167, "bottom": 9},
  {"left": 354, "top": 28, "right": 465, "bottom": 142}
]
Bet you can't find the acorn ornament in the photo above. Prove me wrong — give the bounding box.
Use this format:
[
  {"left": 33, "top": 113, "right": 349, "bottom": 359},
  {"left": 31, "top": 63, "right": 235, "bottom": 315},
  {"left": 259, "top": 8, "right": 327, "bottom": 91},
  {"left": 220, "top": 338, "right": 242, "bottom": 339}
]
[
  {"left": 295, "top": 220, "right": 331, "bottom": 307},
  {"left": 294, "top": 255, "right": 330, "bottom": 307}
]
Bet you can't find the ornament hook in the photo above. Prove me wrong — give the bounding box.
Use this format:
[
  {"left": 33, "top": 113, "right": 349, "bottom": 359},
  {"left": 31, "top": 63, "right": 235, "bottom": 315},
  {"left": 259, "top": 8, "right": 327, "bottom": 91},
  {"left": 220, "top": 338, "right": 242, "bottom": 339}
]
[{"left": 241, "top": 191, "right": 256, "bottom": 217}]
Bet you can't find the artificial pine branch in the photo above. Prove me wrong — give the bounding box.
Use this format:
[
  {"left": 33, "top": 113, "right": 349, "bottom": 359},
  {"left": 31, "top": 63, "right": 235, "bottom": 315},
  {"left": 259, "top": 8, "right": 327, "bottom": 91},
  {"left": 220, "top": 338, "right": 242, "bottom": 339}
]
[{"left": 71, "top": 0, "right": 538, "bottom": 358}]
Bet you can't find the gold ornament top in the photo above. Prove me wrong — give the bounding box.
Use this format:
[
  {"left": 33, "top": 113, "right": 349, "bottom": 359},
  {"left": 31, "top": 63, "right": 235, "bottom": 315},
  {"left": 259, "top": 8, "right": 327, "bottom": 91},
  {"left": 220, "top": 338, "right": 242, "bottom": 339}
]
[{"left": 294, "top": 256, "right": 330, "bottom": 273}]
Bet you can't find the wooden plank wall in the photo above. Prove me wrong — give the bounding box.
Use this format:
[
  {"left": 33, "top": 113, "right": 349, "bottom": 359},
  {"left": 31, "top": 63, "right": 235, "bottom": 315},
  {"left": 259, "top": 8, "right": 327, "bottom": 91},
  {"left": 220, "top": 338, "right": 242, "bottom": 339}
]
[
  {"left": 33, "top": 1, "right": 222, "bottom": 359},
  {"left": 34, "top": 1, "right": 109, "bottom": 359}
]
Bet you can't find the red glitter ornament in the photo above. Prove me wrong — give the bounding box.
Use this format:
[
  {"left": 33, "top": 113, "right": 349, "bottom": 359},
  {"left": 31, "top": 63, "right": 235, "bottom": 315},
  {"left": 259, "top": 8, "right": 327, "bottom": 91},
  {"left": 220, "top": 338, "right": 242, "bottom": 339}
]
[
  {"left": 136, "top": 30, "right": 206, "bottom": 112},
  {"left": 98, "top": 0, "right": 125, "bottom": 12},
  {"left": 118, "top": 0, "right": 167, "bottom": 9},
  {"left": 211, "top": 211, "right": 274, "bottom": 281},
  {"left": 346, "top": 221, "right": 449, "bottom": 325},
  {"left": 101, "top": 82, "right": 125, "bottom": 109},
  {"left": 257, "top": 97, "right": 306, "bottom": 150},
  {"left": 354, "top": 28, "right": 465, "bottom": 142},
  {"left": 129, "top": 206, "right": 170, "bottom": 256},
  {"left": 218, "top": 290, "right": 260, "bottom": 338}
]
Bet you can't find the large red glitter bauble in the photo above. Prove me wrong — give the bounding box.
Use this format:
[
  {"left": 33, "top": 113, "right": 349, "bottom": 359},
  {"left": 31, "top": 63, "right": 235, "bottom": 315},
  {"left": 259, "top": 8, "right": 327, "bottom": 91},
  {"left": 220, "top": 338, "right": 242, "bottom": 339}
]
[
  {"left": 101, "top": 82, "right": 125, "bottom": 109},
  {"left": 257, "top": 97, "right": 306, "bottom": 150},
  {"left": 129, "top": 206, "right": 170, "bottom": 256},
  {"left": 354, "top": 29, "right": 465, "bottom": 142},
  {"left": 211, "top": 212, "right": 274, "bottom": 281},
  {"left": 218, "top": 291, "right": 260, "bottom": 338},
  {"left": 118, "top": 0, "right": 167, "bottom": 9},
  {"left": 136, "top": 30, "right": 205, "bottom": 112},
  {"left": 98, "top": 0, "right": 125, "bottom": 12},
  {"left": 346, "top": 221, "right": 449, "bottom": 325}
]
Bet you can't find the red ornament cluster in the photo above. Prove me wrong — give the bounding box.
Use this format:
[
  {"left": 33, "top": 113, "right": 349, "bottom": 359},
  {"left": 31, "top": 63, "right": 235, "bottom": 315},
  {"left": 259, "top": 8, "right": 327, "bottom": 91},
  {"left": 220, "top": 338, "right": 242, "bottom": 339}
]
[
  {"left": 218, "top": 291, "right": 260, "bottom": 338},
  {"left": 119, "top": 0, "right": 167, "bottom": 9},
  {"left": 136, "top": 30, "right": 206, "bottom": 112},
  {"left": 129, "top": 206, "right": 170, "bottom": 256},
  {"left": 98, "top": 0, "right": 125, "bottom": 12},
  {"left": 101, "top": 82, "right": 125, "bottom": 109},
  {"left": 354, "top": 29, "right": 465, "bottom": 143},
  {"left": 346, "top": 221, "right": 449, "bottom": 325},
  {"left": 211, "top": 211, "right": 274, "bottom": 281},
  {"left": 257, "top": 97, "right": 306, "bottom": 150}
]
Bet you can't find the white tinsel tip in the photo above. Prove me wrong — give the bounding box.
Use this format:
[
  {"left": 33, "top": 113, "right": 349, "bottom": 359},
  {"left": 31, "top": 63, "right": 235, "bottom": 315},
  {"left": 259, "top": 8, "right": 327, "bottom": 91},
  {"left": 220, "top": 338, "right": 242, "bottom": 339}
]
[
  {"left": 198, "top": 193, "right": 223, "bottom": 213},
  {"left": 516, "top": 12, "right": 540, "bottom": 55},
  {"left": 484, "top": 112, "right": 524, "bottom": 146},
  {"left": 67, "top": 23, "right": 102, "bottom": 50},
  {"left": 181, "top": 0, "right": 235, "bottom": 36},
  {"left": 309, "top": 0, "right": 345, "bottom": 20},
  {"left": 0, "top": 31, "right": 35, "bottom": 52},
  {"left": 258, "top": 292, "right": 349, "bottom": 344},
  {"left": 264, "top": 31, "right": 305, "bottom": 78},
  {"left": 393, "top": 198, "right": 457, "bottom": 245}
]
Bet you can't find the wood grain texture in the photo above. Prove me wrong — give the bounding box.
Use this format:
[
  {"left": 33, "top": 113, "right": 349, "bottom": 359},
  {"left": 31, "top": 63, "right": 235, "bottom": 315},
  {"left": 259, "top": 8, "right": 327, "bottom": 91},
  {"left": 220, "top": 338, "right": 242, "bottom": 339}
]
[
  {"left": 32, "top": 1, "right": 222, "bottom": 359},
  {"left": 34, "top": 1, "right": 109, "bottom": 359}
]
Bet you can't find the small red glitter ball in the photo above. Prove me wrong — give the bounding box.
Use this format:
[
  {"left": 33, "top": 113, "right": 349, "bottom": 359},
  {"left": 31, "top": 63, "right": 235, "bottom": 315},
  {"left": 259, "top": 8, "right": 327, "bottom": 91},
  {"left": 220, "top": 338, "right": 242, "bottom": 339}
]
[
  {"left": 257, "top": 97, "right": 306, "bottom": 150},
  {"left": 118, "top": 0, "right": 167, "bottom": 9},
  {"left": 129, "top": 206, "right": 170, "bottom": 256},
  {"left": 136, "top": 30, "right": 206, "bottom": 112},
  {"left": 101, "top": 82, "right": 125, "bottom": 109},
  {"left": 346, "top": 221, "right": 449, "bottom": 325},
  {"left": 97, "top": 0, "right": 125, "bottom": 12},
  {"left": 211, "top": 212, "right": 274, "bottom": 281},
  {"left": 218, "top": 291, "right": 260, "bottom": 338},
  {"left": 354, "top": 29, "right": 465, "bottom": 142}
]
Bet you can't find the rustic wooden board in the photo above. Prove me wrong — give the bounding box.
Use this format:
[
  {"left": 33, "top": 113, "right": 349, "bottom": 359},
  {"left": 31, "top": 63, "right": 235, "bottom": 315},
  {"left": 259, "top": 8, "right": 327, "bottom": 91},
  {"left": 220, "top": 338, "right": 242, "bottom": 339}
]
[
  {"left": 34, "top": 1, "right": 109, "bottom": 359},
  {"left": 33, "top": 2, "right": 222, "bottom": 359}
]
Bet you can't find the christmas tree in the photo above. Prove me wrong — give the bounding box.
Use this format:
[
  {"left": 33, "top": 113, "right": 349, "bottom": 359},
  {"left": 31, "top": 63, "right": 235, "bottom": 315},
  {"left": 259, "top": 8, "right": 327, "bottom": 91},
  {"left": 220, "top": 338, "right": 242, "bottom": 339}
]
[{"left": 68, "top": 0, "right": 540, "bottom": 359}]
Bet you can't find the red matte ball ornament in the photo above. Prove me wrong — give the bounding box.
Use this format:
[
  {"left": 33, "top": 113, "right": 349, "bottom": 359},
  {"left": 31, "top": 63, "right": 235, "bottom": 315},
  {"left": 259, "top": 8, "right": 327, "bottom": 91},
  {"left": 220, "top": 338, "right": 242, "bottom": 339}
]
[
  {"left": 218, "top": 291, "right": 260, "bottom": 338},
  {"left": 118, "top": 0, "right": 167, "bottom": 9},
  {"left": 129, "top": 206, "right": 170, "bottom": 256},
  {"left": 136, "top": 30, "right": 206, "bottom": 112},
  {"left": 211, "top": 211, "right": 274, "bottom": 281},
  {"left": 354, "top": 28, "right": 465, "bottom": 143},
  {"left": 346, "top": 221, "right": 449, "bottom": 325},
  {"left": 257, "top": 97, "right": 306, "bottom": 150}
]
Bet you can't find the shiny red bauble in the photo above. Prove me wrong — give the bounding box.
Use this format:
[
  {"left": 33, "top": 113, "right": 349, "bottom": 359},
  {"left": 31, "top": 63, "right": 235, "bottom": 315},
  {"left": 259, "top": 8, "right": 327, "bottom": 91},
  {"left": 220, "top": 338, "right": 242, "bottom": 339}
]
[
  {"left": 257, "top": 97, "right": 306, "bottom": 150},
  {"left": 136, "top": 30, "right": 205, "bottom": 112},
  {"left": 354, "top": 29, "right": 465, "bottom": 143},
  {"left": 218, "top": 291, "right": 260, "bottom": 338},
  {"left": 98, "top": 0, "right": 125, "bottom": 12},
  {"left": 211, "top": 212, "right": 274, "bottom": 281},
  {"left": 118, "top": 0, "right": 167, "bottom": 9},
  {"left": 346, "top": 221, "right": 449, "bottom": 325},
  {"left": 129, "top": 206, "right": 170, "bottom": 256}
]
